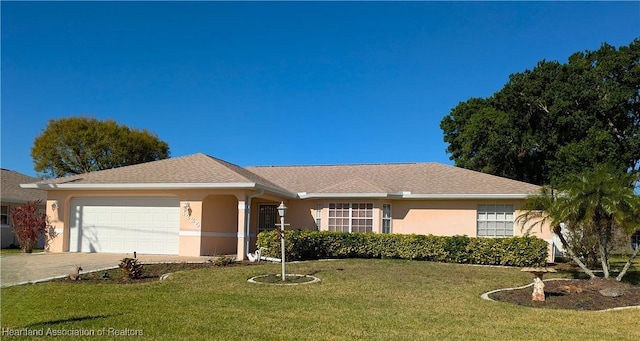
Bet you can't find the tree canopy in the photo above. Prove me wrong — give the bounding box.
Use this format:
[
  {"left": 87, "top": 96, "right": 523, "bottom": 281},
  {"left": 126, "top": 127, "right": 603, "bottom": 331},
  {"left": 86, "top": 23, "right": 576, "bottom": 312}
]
[
  {"left": 31, "top": 116, "right": 170, "bottom": 178},
  {"left": 441, "top": 39, "right": 640, "bottom": 186}
]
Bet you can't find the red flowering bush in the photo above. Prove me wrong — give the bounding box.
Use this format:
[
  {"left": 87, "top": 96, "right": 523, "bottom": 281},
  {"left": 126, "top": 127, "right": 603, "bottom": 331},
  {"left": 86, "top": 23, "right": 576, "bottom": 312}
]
[{"left": 10, "top": 200, "right": 53, "bottom": 253}]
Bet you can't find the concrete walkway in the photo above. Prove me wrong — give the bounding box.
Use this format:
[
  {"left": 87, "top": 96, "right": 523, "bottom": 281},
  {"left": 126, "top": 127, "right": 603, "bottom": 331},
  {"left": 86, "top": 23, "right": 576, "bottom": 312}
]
[{"left": 0, "top": 252, "right": 214, "bottom": 287}]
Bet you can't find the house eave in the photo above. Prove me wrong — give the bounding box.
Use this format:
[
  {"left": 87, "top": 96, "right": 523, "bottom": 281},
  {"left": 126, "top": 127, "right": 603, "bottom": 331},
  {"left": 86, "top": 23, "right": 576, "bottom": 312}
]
[
  {"left": 401, "top": 193, "right": 530, "bottom": 200},
  {"left": 296, "top": 192, "right": 530, "bottom": 200},
  {"left": 21, "top": 182, "right": 296, "bottom": 198},
  {"left": 297, "top": 192, "right": 394, "bottom": 199}
]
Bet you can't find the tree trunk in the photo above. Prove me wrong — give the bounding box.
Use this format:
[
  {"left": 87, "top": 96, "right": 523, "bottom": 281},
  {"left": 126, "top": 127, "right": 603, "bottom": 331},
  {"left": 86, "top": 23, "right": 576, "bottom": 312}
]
[
  {"left": 21, "top": 243, "right": 33, "bottom": 254},
  {"left": 597, "top": 220, "right": 614, "bottom": 279},
  {"left": 616, "top": 246, "right": 640, "bottom": 282},
  {"left": 555, "top": 228, "right": 597, "bottom": 279},
  {"left": 598, "top": 235, "right": 610, "bottom": 279}
]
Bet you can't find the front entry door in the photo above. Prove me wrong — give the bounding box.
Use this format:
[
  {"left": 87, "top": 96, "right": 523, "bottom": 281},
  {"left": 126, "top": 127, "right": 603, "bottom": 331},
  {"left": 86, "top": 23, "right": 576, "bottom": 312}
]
[{"left": 258, "top": 204, "right": 278, "bottom": 233}]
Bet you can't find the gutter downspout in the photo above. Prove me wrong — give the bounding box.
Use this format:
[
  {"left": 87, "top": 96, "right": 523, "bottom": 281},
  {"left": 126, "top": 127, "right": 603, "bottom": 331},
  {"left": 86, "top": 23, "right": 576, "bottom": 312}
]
[{"left": 245, "top": 189, "right": 264, "bottom": 258}]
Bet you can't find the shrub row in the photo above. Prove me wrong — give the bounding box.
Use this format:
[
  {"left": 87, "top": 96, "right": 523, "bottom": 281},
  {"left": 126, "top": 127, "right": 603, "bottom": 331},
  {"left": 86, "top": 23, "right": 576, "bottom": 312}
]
[{"left": 256, "top": 230, "right": 548, "bottom": 267}]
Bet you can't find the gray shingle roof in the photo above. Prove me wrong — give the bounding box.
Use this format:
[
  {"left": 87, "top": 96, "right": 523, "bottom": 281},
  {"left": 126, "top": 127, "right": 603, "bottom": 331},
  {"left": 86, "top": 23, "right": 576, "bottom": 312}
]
[
  {"left": 1, "top": 169, "right": 46, "bottom": 203},
  {"left": 31, "top": 154, "right": 292, "bottom": 195},
  {"left": 25, "top": 154, "right": 540, "bottom": 198},
  {"left": 247, "top": 162, "right": 541, "bottom": 196}
]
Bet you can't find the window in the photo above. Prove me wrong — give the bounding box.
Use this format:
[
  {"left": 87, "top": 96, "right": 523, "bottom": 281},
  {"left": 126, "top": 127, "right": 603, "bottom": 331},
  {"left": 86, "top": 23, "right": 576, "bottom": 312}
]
[
  {"left": 1, "top": 205, "right": 8, "bottom": 225},
  {"left": 382, "top": 204, "right": 392, "bottom": 233},
  {"left": 632, "top": 230, "right": 640, "bottom": 251},
  {"left": 258, "top": 204, "right": 278, "bottom": 232},
  {"left": 328, "top": 203, "right": 373, "bottom": 233},
  {"left": 315, "top": 203, "right": 322, "bottom": 229},
  {"left": 477, "top": 204, "right": 514, "bottom": 237}
]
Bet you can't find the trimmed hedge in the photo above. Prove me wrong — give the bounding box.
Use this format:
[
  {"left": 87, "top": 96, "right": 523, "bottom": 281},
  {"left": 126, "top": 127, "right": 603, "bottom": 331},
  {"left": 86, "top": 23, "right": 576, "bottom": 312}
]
[{"left": 256, "top": 230, "right": 548, "bottom": 267}]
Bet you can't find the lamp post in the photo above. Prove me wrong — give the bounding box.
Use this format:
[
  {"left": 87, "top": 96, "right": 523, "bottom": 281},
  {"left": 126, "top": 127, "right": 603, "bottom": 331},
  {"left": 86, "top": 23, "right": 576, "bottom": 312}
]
[{"left": 277, "top": 201, "right": 287, "bottom": 281}]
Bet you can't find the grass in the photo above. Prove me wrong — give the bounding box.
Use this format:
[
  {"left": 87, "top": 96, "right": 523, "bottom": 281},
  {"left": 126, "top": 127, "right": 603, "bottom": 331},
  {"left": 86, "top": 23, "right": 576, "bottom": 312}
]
[
  {"left": 1, "top": 259, "right": 638, "bottom": 340},
  {"left": 0, "top": 248, "right": 44, "bottom": 255}
]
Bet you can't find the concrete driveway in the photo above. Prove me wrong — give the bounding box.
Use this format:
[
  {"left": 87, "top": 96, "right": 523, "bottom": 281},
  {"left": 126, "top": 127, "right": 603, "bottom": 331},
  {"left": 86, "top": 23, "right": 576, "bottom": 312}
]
[{"left": 0, "top": 252, "right": 214, "bottom": 287}]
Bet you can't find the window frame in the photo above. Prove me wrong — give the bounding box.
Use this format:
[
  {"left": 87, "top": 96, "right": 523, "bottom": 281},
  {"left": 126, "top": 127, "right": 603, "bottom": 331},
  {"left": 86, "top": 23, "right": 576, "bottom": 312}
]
[
  {"left": 1, "top": 205, "right": 9, "bottom": 226},
  {"left": 477, "top": 204, "right": 514, "bottom": 237},
  {"left": 315, "top": 203, "right": 322, "bottom": 230},
  {"left": 382, "top": 203, "right": 392, "bottom": 234},
  {"left": 328, "top": 202, "right": 374, "bottom": 233}
]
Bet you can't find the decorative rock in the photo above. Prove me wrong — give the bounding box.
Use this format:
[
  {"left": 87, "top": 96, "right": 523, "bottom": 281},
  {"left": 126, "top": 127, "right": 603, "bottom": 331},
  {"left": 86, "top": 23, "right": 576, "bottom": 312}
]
[
  {"left": 599, "top": 287, "right": 625, "bottom": 297},
  {"left": 159, "top": 273, "right": 172, "bottom": 281},
  {"left": 559, "top": 285, "right": 583, "bottom": 294},
  {"left": 69, "top": 266, "right": 83, "bottom": 281}
]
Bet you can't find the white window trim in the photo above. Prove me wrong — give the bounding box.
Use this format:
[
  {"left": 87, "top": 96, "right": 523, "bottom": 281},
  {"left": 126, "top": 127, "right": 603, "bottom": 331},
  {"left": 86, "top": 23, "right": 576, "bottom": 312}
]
[
  {"left": 477, "top": 204, "right": 514, "bottom": 237},
  {"left": 328, "top": 202, "right": 374, "bottom": 233},
  {"left": 382, "top": 203, "right": 392, "bottom": 234},
  {"left": 315, "top": 203, "right": 322, "bottom": 230}
]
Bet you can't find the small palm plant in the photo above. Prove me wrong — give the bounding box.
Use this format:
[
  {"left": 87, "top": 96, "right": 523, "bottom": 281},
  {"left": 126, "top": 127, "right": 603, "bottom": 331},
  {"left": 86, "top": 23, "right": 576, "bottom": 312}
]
[{"left": 518, "top": 166, "right": 640, "bottom": 281}]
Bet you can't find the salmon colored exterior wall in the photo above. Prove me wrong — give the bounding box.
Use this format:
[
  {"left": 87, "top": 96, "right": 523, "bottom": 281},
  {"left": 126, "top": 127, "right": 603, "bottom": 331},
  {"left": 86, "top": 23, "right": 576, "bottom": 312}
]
[
  {"left": 43, "top": 189, "right": 553, "bottom": 261},
  {"left": 200, "top": 194, "right": 238, "bottom": 256},
  {"left": 45, "top": 189, "right": 257, "bottom": 258},
  {"left": 389, "top": 199, "right": 552, "bottom": 241}
]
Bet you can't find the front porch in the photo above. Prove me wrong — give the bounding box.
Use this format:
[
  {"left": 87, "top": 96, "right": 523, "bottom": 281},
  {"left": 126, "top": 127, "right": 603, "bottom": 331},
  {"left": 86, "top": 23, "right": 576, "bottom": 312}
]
[{"left": 178, "top": 191, "right": 290, "bottom": 259}]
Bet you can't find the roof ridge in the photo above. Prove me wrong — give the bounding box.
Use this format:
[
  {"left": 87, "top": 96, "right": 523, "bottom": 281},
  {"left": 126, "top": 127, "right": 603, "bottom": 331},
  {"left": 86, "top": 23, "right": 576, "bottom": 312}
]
[
  {"left": 199, "top": 154, "right": 295, "bottom": 195},
  {"left": 247, "top": 162, "right": 436, "bottom": 168}
]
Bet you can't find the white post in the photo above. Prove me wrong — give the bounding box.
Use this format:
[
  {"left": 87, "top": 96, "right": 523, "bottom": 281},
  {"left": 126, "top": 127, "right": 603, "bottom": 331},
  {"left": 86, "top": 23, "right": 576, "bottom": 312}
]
[
  {"left": 277, "top": 201, "right": 288, "bottom": 282},
  {"left": 280, "top": 214, "right": 286, "bottom": 281}
]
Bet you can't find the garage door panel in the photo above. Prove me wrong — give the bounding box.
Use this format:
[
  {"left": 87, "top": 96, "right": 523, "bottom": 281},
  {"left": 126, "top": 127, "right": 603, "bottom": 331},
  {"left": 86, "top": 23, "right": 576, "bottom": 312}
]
[{"left": 69, "top": 197, "right": 180, "bottom": 254}]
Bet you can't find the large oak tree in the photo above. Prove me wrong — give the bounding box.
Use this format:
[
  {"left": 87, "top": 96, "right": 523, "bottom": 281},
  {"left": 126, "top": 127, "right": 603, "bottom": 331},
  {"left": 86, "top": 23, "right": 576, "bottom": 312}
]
[
  {"left": 32, "top": 116, "right": 170, "bottom": 178},
  {"left": 441, "top": 39, "right": 640, "bottom": 186}
]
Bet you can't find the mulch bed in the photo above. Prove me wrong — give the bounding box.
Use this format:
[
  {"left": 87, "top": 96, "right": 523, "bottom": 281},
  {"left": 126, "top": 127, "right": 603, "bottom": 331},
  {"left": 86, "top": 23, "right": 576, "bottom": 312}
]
[
  {"left": 489, "top": 278, "right": 640, "bottom": 311},
  {"left": 55, "top": 261, "right": 249, "bottom": 284}
]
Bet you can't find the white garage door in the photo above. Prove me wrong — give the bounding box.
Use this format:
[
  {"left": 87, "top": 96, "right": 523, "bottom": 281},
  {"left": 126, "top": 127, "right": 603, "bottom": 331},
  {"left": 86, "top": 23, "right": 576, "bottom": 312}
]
[{"left": 69, "top": 197, "right": 180, "bottom": 254}]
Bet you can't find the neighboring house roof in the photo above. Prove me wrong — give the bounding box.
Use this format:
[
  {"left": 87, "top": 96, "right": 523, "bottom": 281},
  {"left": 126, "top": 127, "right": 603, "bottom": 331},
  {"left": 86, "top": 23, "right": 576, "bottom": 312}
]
[
  {"left": 247, "top": 163, "right": 541, "bottom": 199},
  {"left": 1, "top": 169, "right": 46, "bottom": 203},
  {"left": 22, "top": 154, "right": 294, "bottom": 197},
  {"left": 21, "top": 153, "right": 541, "bottom": 199}
]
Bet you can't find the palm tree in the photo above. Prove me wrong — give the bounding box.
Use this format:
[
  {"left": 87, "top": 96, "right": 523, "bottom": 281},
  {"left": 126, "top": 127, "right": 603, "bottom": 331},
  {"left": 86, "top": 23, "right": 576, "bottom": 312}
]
[{"left": 518, "top": 166, "right": 640, "bottom": 281}]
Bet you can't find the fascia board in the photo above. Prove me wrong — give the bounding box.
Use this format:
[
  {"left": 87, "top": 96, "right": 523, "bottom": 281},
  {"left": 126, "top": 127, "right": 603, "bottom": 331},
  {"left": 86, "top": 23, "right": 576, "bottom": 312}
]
[
  {"left": 401, "top": 193, "right": 530, "bottom": 199},
  {"left": 21, "top": 182, "right": 258, "bottom": 190},
  {"left": 298, "top": 193, "right": 391, "bottom": 199},
  {"left": 297, "top": 192, "right": 528, "bottom": 200},
  {"left": 21, "top": 182, "right": 298, "bottom": 198}
]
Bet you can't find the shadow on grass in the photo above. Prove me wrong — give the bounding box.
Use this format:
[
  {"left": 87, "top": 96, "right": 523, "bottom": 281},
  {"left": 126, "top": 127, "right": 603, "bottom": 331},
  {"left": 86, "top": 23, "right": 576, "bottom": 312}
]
[{"left": 23, "top": 314, "right": 120, "bottom": 328}]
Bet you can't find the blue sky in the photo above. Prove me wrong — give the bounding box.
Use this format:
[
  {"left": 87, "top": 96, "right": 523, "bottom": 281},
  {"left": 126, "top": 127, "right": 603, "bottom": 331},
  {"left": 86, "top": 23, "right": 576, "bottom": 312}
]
[{"left": 2, "top": 1, "right": 639, "bottom": 178}]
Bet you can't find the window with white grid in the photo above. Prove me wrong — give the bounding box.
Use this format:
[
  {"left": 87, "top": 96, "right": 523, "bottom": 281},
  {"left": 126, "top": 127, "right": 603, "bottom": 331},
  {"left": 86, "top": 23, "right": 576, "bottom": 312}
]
[
  {"left": 382, "top": 204, "right": 392, "bottom": 233},
  {"left": 477, "top": 204, "right": 514, "bottom": 237},
  {"left": 315, "top": 203, "right": 322, "bottom": 229},
  {"left": 328, "top": 203, "right": 373, "bottom": 233}
]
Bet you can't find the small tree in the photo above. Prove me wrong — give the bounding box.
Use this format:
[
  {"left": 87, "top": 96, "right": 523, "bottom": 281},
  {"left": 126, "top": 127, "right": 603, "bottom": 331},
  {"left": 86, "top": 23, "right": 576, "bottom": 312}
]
[
  {"left": 10, "top": 200, "right": 52, "bottom": 253},
  {"left": 518, "top": 167, "right": 640, "bottom": 281}
]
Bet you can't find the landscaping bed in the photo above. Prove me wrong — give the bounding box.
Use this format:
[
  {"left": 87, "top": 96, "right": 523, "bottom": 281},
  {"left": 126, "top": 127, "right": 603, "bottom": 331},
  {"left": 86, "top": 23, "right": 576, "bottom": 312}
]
[
  {"left": 489, "top": 278, "right": 640, "bottom": 311},
  {"left": 55, "top": 259, "right": 246, "bottom": 284}
]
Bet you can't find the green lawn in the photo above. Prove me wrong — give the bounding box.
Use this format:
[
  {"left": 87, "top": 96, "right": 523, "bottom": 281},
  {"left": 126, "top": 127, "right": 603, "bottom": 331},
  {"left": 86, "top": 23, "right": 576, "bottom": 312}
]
[
  {"left": 1, "top": 259, "right": 638, "bottom": 340},
  {"left": 0, "top": 248, "right": 44, "bottom": 255}
]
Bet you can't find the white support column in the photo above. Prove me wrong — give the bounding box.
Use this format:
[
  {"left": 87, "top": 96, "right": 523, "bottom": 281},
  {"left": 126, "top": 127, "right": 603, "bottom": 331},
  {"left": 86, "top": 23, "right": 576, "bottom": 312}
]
[{"left": 236, "top": 200, "right": 247, "bottom": 260}]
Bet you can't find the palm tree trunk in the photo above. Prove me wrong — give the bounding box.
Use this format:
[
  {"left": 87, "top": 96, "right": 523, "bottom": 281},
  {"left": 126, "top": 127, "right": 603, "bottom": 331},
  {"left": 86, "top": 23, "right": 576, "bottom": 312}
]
[
  {"left": 555, "top": 229, "right": 597, "bottom": 279},
  {"left": 598, "top": 240, "right": 610, "bottom": 279},
  {"left": 616, "top": 246, "right": 640, "bottom": 282}
]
